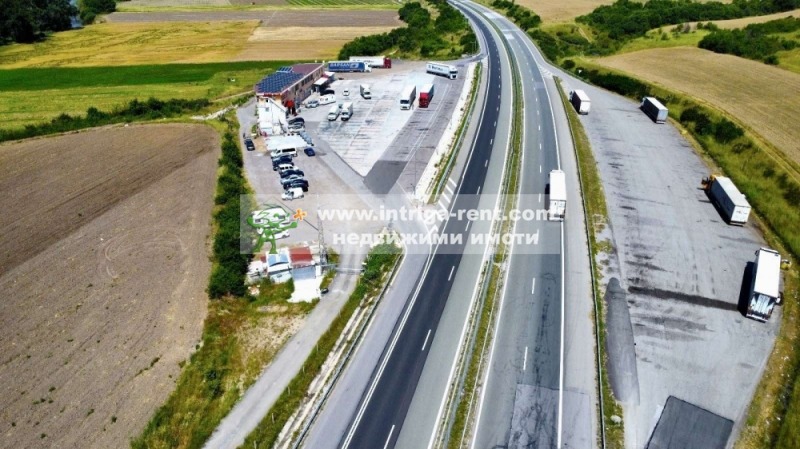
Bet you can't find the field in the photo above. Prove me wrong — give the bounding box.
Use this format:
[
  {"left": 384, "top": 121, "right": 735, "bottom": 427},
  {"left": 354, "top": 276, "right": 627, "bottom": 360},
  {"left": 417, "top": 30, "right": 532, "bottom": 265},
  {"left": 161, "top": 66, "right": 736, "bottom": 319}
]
[
  {"left": 117, "top": 0, "right": 399, "bottom": 10},
  {"left": 596, "top": 47, "right": 800, "bottom": 166},
  {"left": 695, "top": 7, "right": 800, "bottom": 29},
  {"left": 237, "top": 25, "right": 397, "bottom": 60},
  {"left": 0, "top": 62, "right": 287, "bottom": 130},
  {"left": 0, "top": 124, "right": 218, "bottom": 448},
  {"left": 514, "top": 0, "right": 613, "bottom": 23}
]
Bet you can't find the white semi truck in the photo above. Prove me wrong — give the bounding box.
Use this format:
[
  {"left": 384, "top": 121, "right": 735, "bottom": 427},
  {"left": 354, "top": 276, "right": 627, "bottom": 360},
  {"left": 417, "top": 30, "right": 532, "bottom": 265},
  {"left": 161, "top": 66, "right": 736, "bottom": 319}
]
[
  {"left": 569, "top": 89, "right": 591, "bottom": 114},
  {"left": 340, "top": 102, "right": 354, "bottom": 121},
  {"left": 360, "top": 84, "right": 372, "bottom": 99},
  {"left": 703, "top": 175, "right": 751, "bottom": 225},
  {"left": 641, "top": 96, "right": 668, "bottom": 123},
  {"left": 548, "top": 169, "right": 566, "bottom": 221},
  {"left": 399, "top": 85, "right": 416, "bottom": 110},
  {"left": 426, "top": 62, "right": 458, "bottom": 80},
  {"left": 746, "top": 248, "right": 782, "bottom": 322}
]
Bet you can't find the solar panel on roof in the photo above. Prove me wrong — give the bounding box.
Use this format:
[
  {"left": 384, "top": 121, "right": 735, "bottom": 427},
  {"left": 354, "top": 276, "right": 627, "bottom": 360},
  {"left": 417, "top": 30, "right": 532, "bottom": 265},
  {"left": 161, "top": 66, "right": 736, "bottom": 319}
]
[{"left": 255, "top": 72, "right": 303, "bottom": 94}]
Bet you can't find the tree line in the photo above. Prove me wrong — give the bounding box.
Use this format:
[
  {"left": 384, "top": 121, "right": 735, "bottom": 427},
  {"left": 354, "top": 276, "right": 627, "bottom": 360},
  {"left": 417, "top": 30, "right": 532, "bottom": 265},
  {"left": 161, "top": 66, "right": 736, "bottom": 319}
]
[
  {"left": 578, "top": 0, "right": 800, "bottom": 40},
  {"left": 699, "top": 17, "right": 800, "bottom": 64},
  {"left": 1, "top": 0, "right": 116, "bottom": 45},
  {"left": 338, "top": 0, "right": 476, "bottom": 59}
]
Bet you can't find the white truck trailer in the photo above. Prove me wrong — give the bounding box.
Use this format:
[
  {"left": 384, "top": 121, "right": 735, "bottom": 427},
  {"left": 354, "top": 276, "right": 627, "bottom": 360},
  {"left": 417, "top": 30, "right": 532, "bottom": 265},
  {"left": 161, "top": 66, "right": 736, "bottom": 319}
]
[
  {"left": 426, "top": 62, "right": 458, "bottom": 80},
  {"left": 569, "top": 89, "right": 591, "bottom": 114},
  {"left": 399, "top": 85, "right": 416, "bottom": 110},
  {"left": 360, "top": 84, "right": 372, "bottom": 99},
  {"left": 641, "top": 96, "right": 668, "bottom": 123},
  {"left": 746, "top": 248, "right": 782, "bottom": 322},
  {"left": 327, "top": 105, "right": 340, "bottom": 121},
  {"left": 704, "top": 175, "right": 751, "bottom": 225},
  {"left": 548, "top": 169, "right": 567, "bottom": 221},
  {"left": 340, "top": 101, "right": 354, "bottom": 121}
]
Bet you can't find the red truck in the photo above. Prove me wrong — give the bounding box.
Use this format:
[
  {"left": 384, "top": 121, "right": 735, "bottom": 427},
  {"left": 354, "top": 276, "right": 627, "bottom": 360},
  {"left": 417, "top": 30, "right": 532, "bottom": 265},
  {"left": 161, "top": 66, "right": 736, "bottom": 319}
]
[{"left": 419, "top": 84, "right": 434, "bottom": 108}]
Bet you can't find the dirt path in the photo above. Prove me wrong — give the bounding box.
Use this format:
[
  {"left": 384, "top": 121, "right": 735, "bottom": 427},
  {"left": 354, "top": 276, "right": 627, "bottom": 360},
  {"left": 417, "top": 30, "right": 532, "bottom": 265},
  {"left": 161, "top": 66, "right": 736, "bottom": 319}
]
[{"left": 0, "top": 124, "right": 219, "bottom": 449}]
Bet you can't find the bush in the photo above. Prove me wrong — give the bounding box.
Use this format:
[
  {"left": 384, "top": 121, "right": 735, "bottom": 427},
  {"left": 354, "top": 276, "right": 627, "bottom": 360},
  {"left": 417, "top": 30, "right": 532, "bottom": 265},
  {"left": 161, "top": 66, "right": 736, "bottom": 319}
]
[
  {"left": 713, "top": 118, "right": 744, "bottom": 143},
  {"left": 562, "top": 59, "right": 576, "bottom": 70}
]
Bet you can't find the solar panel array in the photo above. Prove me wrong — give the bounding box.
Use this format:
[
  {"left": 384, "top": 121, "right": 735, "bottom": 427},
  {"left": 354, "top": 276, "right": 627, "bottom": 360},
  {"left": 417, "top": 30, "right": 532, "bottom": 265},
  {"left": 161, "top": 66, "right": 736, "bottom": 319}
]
[{"left": 255, "top": 72, "right": 303, "bottom": 95}]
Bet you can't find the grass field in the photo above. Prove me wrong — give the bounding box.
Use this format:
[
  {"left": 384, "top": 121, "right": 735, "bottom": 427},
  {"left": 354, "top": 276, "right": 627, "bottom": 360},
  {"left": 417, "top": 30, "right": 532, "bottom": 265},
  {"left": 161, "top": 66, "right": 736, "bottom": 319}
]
[
  {"left": 0, "top": 62, "right": 287, "bottom": 130},
  {"left": 596, "top": 47, "right": 800, "bottom": 167},
  {"left": 0, "top": 21, "right": 264, "bottom": 67}
]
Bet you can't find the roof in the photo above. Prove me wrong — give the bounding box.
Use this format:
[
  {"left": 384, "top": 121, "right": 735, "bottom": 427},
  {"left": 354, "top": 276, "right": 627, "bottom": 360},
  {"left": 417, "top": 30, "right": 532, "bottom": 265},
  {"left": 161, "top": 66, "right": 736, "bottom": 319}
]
[
  {"left": 289, "top": 246, "right": 314, "bottom": 268},
  {"left": 573, "top": 89, "right": 590, "bottom": 102},
  {"left": 644, "top": 96, "right": 667, "bottom": 111},
  {"left": 714, "top": 176, "right": 750, "bottom": 207},
  {"left": 255, "top": 72, "right": 303, "bottom": 95},
  {"left": 549, "top": 169, "right": 566, "bottom": 201},
  {"left": 292, "top": 63, "right": 323, "bottom": 75},
  {"left": 267, "top": 253, "right": 290, "bottom": 270},
  {"left": 754, "top": 248, "right": 781, "bottom": 298}
]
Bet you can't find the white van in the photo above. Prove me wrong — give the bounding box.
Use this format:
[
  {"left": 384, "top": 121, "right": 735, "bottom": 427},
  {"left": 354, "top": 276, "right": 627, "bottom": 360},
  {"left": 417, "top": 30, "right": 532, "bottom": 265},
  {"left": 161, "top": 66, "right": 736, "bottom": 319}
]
[
  {"left": 282, "top": 187, "right": 304, "bottom": 201},
  {"left": 270, "top": 148, "right": 297, "bottom": 158},
  {"left": 319, "top": 94, "right": 336, "bottom": 105},
  {"left": 327, "top": 105, "right": 340, "bottom": 121},
  {"left": 276, "top": 162, "right": 295, "bottom": 172}
]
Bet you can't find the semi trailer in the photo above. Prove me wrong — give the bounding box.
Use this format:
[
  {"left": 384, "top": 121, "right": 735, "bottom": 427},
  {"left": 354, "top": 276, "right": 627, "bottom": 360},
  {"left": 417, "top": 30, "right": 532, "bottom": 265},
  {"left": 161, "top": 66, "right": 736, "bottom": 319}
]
[
  {"left": 641, "top": 96, "right": 668, "bottom": 123},
  {"left": 349, "top": 56, "right": 392, "bottom": 69},
  {"left": 746, "top": 248, "right": 783, "bottom": 322},
  {"left": 702, "top": 175, "right": 751, "bottom": 225},
  {"left": 327, "top": 61, "right": 372, "bottom": 73},
  {"left": 399, "top": 85, "right": 416, "bottom": 110},
  {"left": 569, "top": 89, "right": 591, "bottom": 114},
  {"left": 548, "top": 169, "right": 567, "bottom": 221},
  {"left": 340, "top": 102, "right": 353, "bottom": 121},
  {"left": 419, "top": 84, "right": 434, "bottom": 108},
  {"left": 360, "top": 84, "right": 372, "bottom": 99},
  {"left": 426, "top": 62, "right": 458, "bottom": 80}
]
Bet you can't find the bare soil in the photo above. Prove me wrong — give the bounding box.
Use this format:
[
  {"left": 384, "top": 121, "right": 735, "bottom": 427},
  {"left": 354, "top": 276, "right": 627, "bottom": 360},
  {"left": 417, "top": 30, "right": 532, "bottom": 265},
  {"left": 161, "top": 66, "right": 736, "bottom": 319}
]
[
  {"left": 0, "top": 124, "right": 219, "bottom": 449},
  {"left": 106, "top": 9, "right": 401, "bottom": 26}
]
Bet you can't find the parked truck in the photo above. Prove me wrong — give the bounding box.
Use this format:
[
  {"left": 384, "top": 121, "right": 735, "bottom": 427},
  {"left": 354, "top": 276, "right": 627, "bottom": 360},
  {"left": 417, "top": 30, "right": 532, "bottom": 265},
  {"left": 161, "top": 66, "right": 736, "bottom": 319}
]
[
  {"left": 327, "top": 105, "right": 340, "bottom": 121},
  {"left": 340, "top": 102, "right": 354, "bottom": 121},
  {"left": 419, "top": 84, "right": 435, "bottom": 108},
  {"left": 641, "top": 96, "right": 668, "bottom": 123},
  {"left": 569, "top": 89, "right": 591, "bottom": 115},
  {"left": 327, "top": 61, "right": 372, "bottom": 73},
  {"left": 747, "top": 248, "right": 783, "bottom": 322},
  {"left": 548, "top": 169, "right": 567, "bottom": 221},
  {"left": 360, "top": 84, "right": 372, "bottom": 99},
  {"left": 702, "top": 175, "right": 751, "bottom": 225},
  {"left": 399, "top": 85, "right": 416, "bottom": 110},
  {"left": 427, "top": 62, "right": 458, "bottom": 80},
  {"left": 349, "top": 56, "right": 392, "bottom": 69}
]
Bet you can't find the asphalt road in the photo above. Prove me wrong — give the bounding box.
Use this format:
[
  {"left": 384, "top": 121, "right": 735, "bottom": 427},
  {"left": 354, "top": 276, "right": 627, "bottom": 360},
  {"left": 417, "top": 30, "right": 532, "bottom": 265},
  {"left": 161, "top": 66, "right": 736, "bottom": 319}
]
[{"left": 338, "top": 15, "right": 508, "bottom": 449}]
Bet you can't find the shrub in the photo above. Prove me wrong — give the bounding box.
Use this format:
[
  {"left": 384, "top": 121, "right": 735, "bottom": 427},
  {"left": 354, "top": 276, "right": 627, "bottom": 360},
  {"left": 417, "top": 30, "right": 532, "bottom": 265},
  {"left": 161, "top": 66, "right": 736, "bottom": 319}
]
[{"left": 713, "top": 118, "right": 744, "bottom": 143}]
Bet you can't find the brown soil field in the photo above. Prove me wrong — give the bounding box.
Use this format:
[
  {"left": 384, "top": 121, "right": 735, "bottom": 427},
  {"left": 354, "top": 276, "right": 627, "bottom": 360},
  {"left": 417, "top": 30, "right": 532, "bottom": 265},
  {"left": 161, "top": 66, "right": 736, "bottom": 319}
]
[
  {"left": 106, "top": 9, "right": 401, "bottom": 26},
  {"left": 705, "top": 8, "right": 800, "bottom": 29},
  {"left": 237, "top": 25, "right": 397, "bottom": 59},
  {"left": 596, "top": 47, "right": 800, "bottom": 165},
  {"left": 0, "top": 124, "right": 218, "bottom": 448},
  {"left": 513, "top": 0, "right": 733, "bottom": 22}
]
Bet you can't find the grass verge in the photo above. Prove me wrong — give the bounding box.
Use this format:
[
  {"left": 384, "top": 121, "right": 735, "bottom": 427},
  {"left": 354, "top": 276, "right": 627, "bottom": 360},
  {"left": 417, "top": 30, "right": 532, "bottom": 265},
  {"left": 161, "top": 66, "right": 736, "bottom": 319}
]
[
  {"left": 555, "top": 79, "right": 623, "bottom": 449},
  {"left": 240, "top": 242, "right": 402, "bottom": 448},
  {"left": 567, "top": 61, "right": 800, "bottom": 449},
  {"left": 445, "top": 33, "right": 522, "bottom": 449}
]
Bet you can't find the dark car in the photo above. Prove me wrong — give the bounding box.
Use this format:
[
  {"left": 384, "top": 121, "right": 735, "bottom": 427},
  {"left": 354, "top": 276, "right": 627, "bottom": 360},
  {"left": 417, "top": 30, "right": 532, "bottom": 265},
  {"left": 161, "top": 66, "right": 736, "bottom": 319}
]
[
  {"left": 321, "top": 88, "right": 335, "bottom": 96},
  {"left": 280, "top": 169, "right": 305, "bottom": 179},
  {"left": 304, "top": 147, "right": 316, "bottom": 157},
  {"left": 288, "top": 117, "right": 305, "bottom": 125},
  {"left": 272, "top": 156, "right": 293, "bottom": 170},
  {"left": 244, "top": 139, "right": 255, "bottom": 151},
  {"left": 284, "top": 179, "right": 309, "bottom": 192},
  {"left": 280, "top": 174, "right": 306, "bottom": 186}
]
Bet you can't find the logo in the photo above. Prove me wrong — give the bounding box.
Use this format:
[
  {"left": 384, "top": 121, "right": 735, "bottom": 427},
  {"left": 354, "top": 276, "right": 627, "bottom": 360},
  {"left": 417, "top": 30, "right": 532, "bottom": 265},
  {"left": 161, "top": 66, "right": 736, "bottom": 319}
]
[{"left": 247, "top": 205, "right": 303, "bottom": 254}]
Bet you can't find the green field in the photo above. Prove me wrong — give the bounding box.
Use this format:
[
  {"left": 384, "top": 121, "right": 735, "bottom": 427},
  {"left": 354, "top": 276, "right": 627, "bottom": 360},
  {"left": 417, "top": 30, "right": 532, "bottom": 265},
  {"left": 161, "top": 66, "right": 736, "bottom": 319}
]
[{"left": 0, "top": 61, "right": 289, "bottom": 130}]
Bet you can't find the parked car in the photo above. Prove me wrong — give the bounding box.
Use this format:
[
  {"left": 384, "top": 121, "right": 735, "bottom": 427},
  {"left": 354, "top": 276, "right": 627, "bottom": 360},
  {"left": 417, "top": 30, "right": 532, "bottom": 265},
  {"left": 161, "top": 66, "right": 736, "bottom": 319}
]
[
  {"left": 288, "top": 123, "right": 304, "bottom": 132},
  {"left": 244, "top": 138, "right": 255, "bottom": 151},
  {"left": 275, "top": 163, "right": 295, "bottom": 173},
  {"left": 321, "top": 88, "right": 335, "bottom": 96},
  {"left": 284, "top": 179, "right": 309, "bottom": 191},
  {"left": 305, "top": 100, "right": 319, "bottom": 108},
  {"left": 280, "top": 169, "right": 305, "bottom": 179},
  {"left": 288, "top": 117, "right": 305, "bottom": 124},
  {"left": 280, "top": 174, "right": 305, "bottom": 186},
  {"left": 343, "top": 88, "right": 350, "bottom": 97},
  {"left": 282, "top": 187, "right": 305, "bottom": 201},
  {"left": 304, "top": 147, "right": 316, "bottom": 157},
  {"left": 272, "top": 157, "right": 293, "bottom": 170},
  {"left": 319, "top": 94, "right": 336, "bottom": 105},
  {"left": 320, "top": 287, "right": 329, "bottom": 295}
]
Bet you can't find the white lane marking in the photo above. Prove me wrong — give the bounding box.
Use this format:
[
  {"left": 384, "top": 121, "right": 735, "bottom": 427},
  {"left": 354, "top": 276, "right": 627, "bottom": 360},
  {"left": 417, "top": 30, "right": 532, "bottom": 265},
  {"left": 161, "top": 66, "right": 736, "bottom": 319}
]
[
  {"left": 485, "top": 159, "right": 489, "bottom": 167},
  {"left": 448, "top": 265, "right": 455, "bottom": 281},
  {"left": 523, "top": 346, "right": 528, "bottom": 371},
  {"left": 442, "top": 192, "right": 452, "bottom": 205},
  {"left": 445, "top": 184, "right": 454, "bottom": 195},
  {"left": 558, "top": 222, "right": 566, "bottom": 449},
  {"left": 538, "top": 124, "right": 541, "bottom": 131},
  {"left": 465, "top": 220, "right": 472, "bottom": 232},
  {"left": 422, "top": 329, "right": 432, "bottom": 351},
  {"left": 539, "top": 193, "right": 542, "bottom": 202},
  {"left": 539, "top": 164, "right": 542, "bottom": 173},
  {"left": 537, "top": 109, "right": 540, "bottom": 116},
  {"left": 439, "top": 202, "right": 448, "bottom": 215},
  {"left": 490, "top": 138, "right": 493, "bottom": 145},
  {"left": 448, "top": 177, "right": 457, "bottom": 188},
  {"left": 531, "top": 277, "right": 536, "bottom": 295},
  {"left": 477, "top": 186, "right": 481, "bottom": 195},
  {"left": 539, "top": 142, "right": 542, "bottom": 150},
  {"left": 384, "top": 425, "right": 396, "bottom": 449},
  {"left": 494, "top": 120, "right": 497, "bottom": 127}
]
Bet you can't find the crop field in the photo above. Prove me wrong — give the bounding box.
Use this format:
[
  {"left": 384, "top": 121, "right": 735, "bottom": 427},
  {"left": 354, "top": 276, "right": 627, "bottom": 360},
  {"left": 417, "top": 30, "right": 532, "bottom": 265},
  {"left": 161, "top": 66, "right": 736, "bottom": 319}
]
[
  {"left": 0, "top": 124, "right": 218, "bottom": 449},
  {"left": 0, "top": 62, "right": 286, "bottom": 130},
  {"left": 117, "top": 0, "right": 398, "bottom": 10},
  {"left": 596, "top": 47, "right": 800, "bottom": 166},
  {"left": 237, "top": 25, "right": 397, "bottom": 60},
  {"left": 106, "top": 9, "right": 400, "bottom": 25},
  {"left": 514, "top": 0, "right": 613, "bottom": 23},
  {"left": 703, "top": 8, "right": 800, "bottom": 29}
]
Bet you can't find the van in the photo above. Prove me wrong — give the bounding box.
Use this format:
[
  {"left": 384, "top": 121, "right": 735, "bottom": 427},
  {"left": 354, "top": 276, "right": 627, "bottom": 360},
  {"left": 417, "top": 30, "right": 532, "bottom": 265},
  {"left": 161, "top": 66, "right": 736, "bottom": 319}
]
[
  {"left": 276, "top": 163, "right": 295, "bottom": 172},
  {"left": 327, "top": 105, "right": 340, "bottom": 121},
  {"left": 270, "top": 148, "right": 298, "bottom": 158},
  {"left": 319, "top": 94, "right": 336, "bottom": 105},
  {"left": 282, "top": 187, "right": 304, "bottom": 201}
]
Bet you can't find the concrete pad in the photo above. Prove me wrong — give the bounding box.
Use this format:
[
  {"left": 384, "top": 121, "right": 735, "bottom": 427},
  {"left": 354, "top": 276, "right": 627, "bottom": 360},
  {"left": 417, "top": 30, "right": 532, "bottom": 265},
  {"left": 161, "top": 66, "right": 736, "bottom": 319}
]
[{"left": 646, "top": 396, "right": 733, "bottom": 449}]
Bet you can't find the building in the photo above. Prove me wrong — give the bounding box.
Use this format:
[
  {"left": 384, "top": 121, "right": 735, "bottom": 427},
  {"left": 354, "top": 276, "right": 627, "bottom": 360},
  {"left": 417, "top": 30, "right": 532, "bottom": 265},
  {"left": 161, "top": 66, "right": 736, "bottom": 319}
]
[{"left": 254, "top": 63, "right": 324, "bottom": 106}]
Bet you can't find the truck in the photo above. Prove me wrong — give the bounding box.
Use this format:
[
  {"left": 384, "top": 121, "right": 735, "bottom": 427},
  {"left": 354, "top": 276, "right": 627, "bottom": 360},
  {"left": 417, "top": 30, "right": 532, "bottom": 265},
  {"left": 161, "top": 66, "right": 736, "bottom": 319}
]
[
  {"left": 419, "top": 84, "right": 434, "bottom": 108},
  {"left": 327, "top": 61, "right": 372, "bottom": 73},
  {"left": 641, "top": 96, "right": 668, "bottom": 123},
  {"left": 340, "top": 102, "right": 354, "bottom": 121},
  {"left": 569, "top": 89, "right": 591, "bottom": 115},
  {"left": 746, "top": 248, "right": 782, "bottom": 322},
  {"left": 327, "top": 105, "right": 340, "bottom": 121},
  {"left": 349, "top": 56, "right": 392, "bottom": 69},
  {"left": 267, "top": 135, "right": 307, "bottom": 158},
  {"left": 399, "top": 85, "right": 416, "bottom": 110},
  {"left": 702, "top": 175, "right": 751, "bottom": 225},
  {"left": 548, "top": 169, "right": 567, "bottom": 221},
  {"left": 360, "top": 84, "right": 372, "bottom": 99},
  {"left": 427, "top": 62, "right": 458, "bottom": 80}
]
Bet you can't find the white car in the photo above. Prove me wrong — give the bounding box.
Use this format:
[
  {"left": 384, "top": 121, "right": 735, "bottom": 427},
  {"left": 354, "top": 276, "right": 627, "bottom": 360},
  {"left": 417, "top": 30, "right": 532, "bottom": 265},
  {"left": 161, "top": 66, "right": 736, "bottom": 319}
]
[
  {"left": 282, "top": 187, "right": 305, "bottom": 201},
  {"left": 343, "top": 89, "right": 350, "bottom": 97}
]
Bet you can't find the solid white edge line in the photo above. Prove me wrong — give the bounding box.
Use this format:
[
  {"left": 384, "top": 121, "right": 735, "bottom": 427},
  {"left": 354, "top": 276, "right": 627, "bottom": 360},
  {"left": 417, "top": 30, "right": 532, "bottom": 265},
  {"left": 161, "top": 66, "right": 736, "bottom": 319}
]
[
  {"left": 523, "top": 346, "right": 528, "bottom": 372},
  {"left": 448, "top": 265, "right": 455, "bottom": 281},
  {"left": 383, "top": 424, "right": 396, "bottom": 449},
  {"left": 531, "top": 277, "right": 536, "bottom": 295},
  {"left": 557, "top": 222, "right": 565, "bottom": 449}
]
